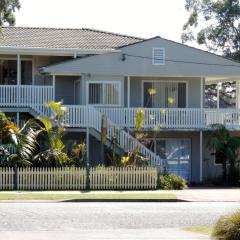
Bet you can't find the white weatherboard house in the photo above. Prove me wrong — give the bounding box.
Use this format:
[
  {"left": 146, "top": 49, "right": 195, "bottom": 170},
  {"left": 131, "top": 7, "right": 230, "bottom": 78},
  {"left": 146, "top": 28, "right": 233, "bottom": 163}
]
[{"left": 1, "top": 27, "right": 240, "bottom": 183}]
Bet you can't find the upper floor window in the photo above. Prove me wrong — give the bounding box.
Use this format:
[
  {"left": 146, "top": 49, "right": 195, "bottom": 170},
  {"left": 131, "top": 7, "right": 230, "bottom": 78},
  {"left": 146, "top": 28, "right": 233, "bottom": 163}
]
[
  {"left": 0, "top": 59, "right": 32, "bottom": 85},
  {"left": 87, "top": 81, "right": 121, "bottom": 106},
  {"left": 152, "top": 47, "right": 165, "bottom": 65}
]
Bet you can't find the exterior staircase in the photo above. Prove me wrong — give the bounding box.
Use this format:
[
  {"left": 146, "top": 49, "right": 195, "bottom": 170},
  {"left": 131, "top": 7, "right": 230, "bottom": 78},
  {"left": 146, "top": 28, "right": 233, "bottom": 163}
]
[{"left": 63, "top": 105, "right": 164, "bottom": 169}]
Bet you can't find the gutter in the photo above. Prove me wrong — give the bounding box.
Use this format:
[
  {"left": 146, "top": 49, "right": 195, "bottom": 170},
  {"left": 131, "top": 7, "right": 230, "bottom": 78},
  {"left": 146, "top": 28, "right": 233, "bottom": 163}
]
[{"left": 0, "top": 46, "right": 121, "bottom": 56}]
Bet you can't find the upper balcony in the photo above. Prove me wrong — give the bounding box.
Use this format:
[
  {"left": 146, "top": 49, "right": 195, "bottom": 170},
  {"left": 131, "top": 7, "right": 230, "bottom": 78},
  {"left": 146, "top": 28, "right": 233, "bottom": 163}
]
[
  {"left": 0, "top": 53, "right": 239, "bottom": 131},
  {"left": 97, "top": 107, "right": 240, "bottom": 130},
  {"left": 0, "top": 84, "right": 240, "bottom": 130}
]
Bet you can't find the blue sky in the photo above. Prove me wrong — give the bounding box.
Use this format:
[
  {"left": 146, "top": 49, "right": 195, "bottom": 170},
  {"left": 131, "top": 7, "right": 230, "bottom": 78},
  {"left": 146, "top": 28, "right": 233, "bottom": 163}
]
[{"left": 15, "top": 0, "right": 188, "bottom": 42}]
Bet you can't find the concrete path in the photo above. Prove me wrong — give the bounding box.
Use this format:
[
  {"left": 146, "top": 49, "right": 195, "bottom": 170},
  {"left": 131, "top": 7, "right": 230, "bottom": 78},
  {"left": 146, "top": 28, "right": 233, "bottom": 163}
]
[
  {"left": 1, "top": 229, "right": 209, "bottom": 240},
  {"left": 172, "top": 189, "right": 240, "bottom": 202},
  {"left": 1, "top": 188, "right": 239, "bottom": 202}
]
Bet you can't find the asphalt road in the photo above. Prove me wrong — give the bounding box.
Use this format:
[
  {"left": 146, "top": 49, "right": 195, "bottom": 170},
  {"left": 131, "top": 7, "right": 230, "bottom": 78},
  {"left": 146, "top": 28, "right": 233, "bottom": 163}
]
[{"left": 0, "top": 202, "right": 239, "bottom": 239}]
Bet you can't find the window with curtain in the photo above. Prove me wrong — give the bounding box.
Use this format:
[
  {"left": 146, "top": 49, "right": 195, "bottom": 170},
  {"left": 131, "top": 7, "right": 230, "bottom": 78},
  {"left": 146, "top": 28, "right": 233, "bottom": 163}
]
[
  {"left": 143, "top": 81, "right": 186, "bottom": 108},
  {"left": 88, "top": 82, "right": 121, "bottom": 106}
]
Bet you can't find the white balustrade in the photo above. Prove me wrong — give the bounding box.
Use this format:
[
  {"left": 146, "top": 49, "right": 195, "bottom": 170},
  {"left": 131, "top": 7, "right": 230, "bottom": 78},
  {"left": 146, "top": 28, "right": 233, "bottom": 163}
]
[
  {"left": 98, "top": 108, "right": 205, "bottom": 129},
  {"left": 0, "top": 85, "right": 54, "bottom": 115},
  {"left": 98, "top": 107, "right": 240, "bottom": 130},
  {"left": 204, "top": 109, "right": 240, "bottom": 129}
]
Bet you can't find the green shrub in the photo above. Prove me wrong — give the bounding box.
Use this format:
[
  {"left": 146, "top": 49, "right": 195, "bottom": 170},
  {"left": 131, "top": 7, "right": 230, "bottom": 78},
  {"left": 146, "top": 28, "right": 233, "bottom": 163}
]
[
  {"left": 212, "top": 211, "right": 240, "bottom": 240},
  {"left": 159, "top": 174, "right": 187, "bottom": 190}
]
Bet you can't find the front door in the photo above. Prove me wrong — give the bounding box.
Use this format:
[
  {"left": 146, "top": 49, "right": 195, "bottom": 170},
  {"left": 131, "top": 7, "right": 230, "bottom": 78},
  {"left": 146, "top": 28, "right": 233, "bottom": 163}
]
[{"left": 155, "top": 139, "right": 191, "bottom": 181}]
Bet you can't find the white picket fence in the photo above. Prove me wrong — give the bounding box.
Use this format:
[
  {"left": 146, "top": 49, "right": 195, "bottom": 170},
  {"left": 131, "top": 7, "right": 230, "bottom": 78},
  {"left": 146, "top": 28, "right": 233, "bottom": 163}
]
[
  {"left": 0, "top": 168, "right": 15, "bottom": 190},
  {"left": 0, "top": 167, "right": 158, "bottom": 190},
  {"left": 0, "top": 167, "right": 87, "bottom": 190},
  {"left": 90, "top": 167, "right": 158, "bottom": 190}
]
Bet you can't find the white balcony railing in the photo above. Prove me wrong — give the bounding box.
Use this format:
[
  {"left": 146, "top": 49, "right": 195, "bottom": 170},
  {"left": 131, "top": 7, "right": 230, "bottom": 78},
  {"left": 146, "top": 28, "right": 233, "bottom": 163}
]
[
  {"left": 0, "top": 85, "right": 240, "bottom": 131},
  {"left": 0, "top": 85, "right": 54, "bottom": 115},
  {"left": 205, "top": 109, "right": 240, "bottom": 129},
  {"left": 98, "top": 107, "right": 240, "bottom": 130}
]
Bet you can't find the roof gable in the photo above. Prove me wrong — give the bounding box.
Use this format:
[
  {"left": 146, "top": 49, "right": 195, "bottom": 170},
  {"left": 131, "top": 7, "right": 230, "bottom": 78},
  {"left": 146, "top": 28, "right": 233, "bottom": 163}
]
[{"left": 42, "top": 37, "right": 240, "bottom": 77}]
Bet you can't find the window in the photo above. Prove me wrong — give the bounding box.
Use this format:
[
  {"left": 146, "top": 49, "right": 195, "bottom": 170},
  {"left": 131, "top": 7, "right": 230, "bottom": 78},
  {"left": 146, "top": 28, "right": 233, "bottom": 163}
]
[
  {"left": 87, "top": 81, "right": 121, "bottom": 106},
  {"left": 21, "top": 60, "right": 33, "bottom": 85},
  {"left": 0, "top": 59, "right": 32, "bottom": 85},
  {"left": 143, "top": 81, "right": 187, "bottom": 108},
  {"left": 152, "top": 48, "right": 165, "bottom": 65}
]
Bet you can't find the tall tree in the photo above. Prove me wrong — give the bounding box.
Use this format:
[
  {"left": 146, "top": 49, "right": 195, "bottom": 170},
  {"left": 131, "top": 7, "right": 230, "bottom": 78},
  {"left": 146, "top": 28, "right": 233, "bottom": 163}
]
[
  {"left": 208, "top": 124, "right": 240, "bottom": 184},
  {"left": 182, "top": 0, "right": 240, "bottom": 60},
  {"left": 0, "top": 0, "right": 21, "bottom": 26}
]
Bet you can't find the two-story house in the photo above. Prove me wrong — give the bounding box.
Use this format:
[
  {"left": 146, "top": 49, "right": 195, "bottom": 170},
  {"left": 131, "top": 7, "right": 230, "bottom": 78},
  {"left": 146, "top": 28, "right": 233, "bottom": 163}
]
[{"left": 1, "top": 26, "right": 240, "bottom": 183}]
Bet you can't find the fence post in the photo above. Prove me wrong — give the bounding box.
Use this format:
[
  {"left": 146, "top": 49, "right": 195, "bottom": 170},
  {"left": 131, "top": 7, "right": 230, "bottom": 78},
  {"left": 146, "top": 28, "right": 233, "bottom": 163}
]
[
  {"left": 156, "top": 167, "right": 161, "bottom": 189},
  {"left": 86, "top": 164, "right": 90, "bottom": 191},
  {"left": 14, "top": 165, "right": 18, "bottom": 190}
]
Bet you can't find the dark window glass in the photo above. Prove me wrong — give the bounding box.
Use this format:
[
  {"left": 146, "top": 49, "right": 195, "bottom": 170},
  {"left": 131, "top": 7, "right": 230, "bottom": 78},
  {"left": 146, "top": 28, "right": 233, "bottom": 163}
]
[
  {"left": 143, "top": 82, "right": 153, "bottom": 107},
  {"left": 178, "top": 83, "right": 186, "bottom": 108},
  {"left": 21, "top": 61, "right": 32, "bottom": 85}
]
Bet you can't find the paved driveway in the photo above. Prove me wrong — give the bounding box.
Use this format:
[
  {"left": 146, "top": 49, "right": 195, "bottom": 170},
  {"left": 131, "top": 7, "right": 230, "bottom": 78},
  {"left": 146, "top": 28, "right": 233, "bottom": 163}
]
[
  {"left": 173, "top": 188, "right": 240, "bottom": 202},
  {"left": 0, "top": 202, "right": 239, "bottom": 240}
]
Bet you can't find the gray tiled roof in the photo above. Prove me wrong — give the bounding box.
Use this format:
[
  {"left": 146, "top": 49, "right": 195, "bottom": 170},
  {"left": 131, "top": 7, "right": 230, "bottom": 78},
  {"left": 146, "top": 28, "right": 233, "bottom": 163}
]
[{"left": 0, "top": 27, "right": 143, "bottom": 50}]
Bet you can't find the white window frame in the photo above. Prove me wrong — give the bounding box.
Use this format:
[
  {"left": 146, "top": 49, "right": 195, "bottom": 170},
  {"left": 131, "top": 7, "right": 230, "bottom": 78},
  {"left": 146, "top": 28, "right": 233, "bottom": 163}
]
[
  {"left": 152, "top": 47, "right": 165, "bottom": 65},
  {"left": 141, "top": 80, "right": 189, "bottom": 108},
  {"left": 86, "top": 80, "right": 122, "bottom": 107}
]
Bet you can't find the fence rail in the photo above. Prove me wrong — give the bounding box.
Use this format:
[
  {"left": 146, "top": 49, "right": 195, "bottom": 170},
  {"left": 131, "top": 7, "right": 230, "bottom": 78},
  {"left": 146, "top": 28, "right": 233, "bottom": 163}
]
[{"left": 0, "top": 167, "right": 158, "bottom": 190}]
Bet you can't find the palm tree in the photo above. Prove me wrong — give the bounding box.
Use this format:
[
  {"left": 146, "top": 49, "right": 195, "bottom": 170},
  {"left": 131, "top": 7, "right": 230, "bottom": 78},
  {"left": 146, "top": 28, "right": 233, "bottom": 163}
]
[
  {"left": 0, "top": 112, "right": 43, "bottom": 167},
  {"left": 208, "top": 124, "right": 240, "bottom": 184},
  {"left": 35, "top": 101, "right": 69, "bottom": 166},
  {"left": 0, "top": 112, "right": 19, "bottom": 140}
]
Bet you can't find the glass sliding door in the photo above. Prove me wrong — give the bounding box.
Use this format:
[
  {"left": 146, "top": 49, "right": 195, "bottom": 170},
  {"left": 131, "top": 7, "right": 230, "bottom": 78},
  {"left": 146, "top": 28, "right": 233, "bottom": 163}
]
[
  {"left": 155, "top": 139, "right": 191, "bottom": 181},
  {"left": 143, "top": 81, "right": 186, "bottom": 108},
  {"left": 0, "top": 60, "right": 17, "bottom": 85},
  {"left": 21, "top": 60, "right": 33, "bottom": 85}
]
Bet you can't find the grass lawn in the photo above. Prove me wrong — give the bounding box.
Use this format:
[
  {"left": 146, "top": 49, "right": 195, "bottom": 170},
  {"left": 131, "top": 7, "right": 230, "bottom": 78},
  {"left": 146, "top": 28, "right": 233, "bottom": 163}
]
[
  {"left": 0, "top": 193, "right": 176, "bottom": 201},
  {"left": 184, "top": 226, "right": 213, "bottom": 236}
]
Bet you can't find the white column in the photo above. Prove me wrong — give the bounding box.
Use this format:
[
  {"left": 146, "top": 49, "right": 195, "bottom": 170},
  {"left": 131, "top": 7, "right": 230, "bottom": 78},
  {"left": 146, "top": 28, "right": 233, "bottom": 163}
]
[
  {"left": 200, "top": 77, "right": 204, "bottom": 109},
  {"left": 217, "top": 82, "right": 222, "bottom": 109},
  {"left": 52, "top": 75, "right": 56, "bottom": 101},
  {"left": 200, "top": 77, "right": 205, "bottom": 128},
  {"left": 236, "top": 80, "right": 240, "bottom": 109},
  {"left": 86, "top": 127, "right": 90, "bottom": 166},
  {"left": 127, "top": 76, "right": 130, "bottom": 107},
  {"left": 17, "top": 54, "right": 21, "bottom": 85},
  {"left": 199, "top": 130, "right": 203, "bottom": 182}
]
